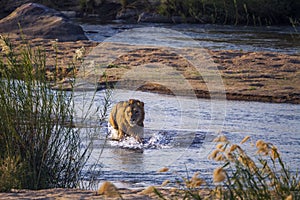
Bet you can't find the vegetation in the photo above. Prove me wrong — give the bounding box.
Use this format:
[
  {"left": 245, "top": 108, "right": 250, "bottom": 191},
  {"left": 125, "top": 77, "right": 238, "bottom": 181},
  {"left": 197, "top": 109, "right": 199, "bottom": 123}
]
[
  {"left": 75, "top": 0, "right": 300, "bottom": 25},
  {"left": 158, "top": 0, "right": 300, "bottom": 25},
  {"left": 0, "top": 35, "right": 101, "bottom": 191},
  {"left": 149, "top": 136, "right": 300, "bottom": 199},
  {"left": 93, "top": 136, "right": 299, "bottom": 198},
  {"left": 0, "top": 0, "right": 298, "bottom": 25}
]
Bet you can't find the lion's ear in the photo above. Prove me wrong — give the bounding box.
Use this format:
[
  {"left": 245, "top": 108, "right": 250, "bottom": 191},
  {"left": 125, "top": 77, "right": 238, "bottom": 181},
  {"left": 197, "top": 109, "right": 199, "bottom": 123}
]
[
  {"left": 139, "top": 101, "right": 144, "bottom": 107},
  {"left": 128, "top": 99, "right": 134, "bottom": 104}
]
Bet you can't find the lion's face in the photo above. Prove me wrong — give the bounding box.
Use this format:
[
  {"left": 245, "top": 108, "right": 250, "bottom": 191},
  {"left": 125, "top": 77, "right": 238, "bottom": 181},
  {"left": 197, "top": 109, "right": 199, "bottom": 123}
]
[{"left": 124, "top": 99, "right": 145, "bottom": 127}]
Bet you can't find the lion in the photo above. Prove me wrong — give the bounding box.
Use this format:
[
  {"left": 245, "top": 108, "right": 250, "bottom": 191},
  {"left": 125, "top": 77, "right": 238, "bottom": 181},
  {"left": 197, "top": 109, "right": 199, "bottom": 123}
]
[{"left": 109, "top": 99, "right": 145, "bottom": 143}]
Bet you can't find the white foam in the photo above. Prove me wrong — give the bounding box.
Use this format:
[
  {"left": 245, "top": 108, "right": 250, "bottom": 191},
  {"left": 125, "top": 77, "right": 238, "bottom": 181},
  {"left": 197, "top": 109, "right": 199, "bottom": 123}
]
[
  {"left": 107, "top": 124, "right": 172, "bottom": 150},
  {"left": 107, "top": 122, "right": 119, "bottom": 140}
]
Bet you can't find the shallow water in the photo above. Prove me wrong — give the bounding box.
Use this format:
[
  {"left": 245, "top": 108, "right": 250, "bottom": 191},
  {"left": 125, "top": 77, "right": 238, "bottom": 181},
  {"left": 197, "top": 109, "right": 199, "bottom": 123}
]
[
  {"left": 81, "top": 22, "right": 300, "bottom": 54},
  {"left": 74, "top": 22, "right": 300, "bottom": 188},
  {"left": 74, "top": 89, "right": 300, "bottom": 188}
]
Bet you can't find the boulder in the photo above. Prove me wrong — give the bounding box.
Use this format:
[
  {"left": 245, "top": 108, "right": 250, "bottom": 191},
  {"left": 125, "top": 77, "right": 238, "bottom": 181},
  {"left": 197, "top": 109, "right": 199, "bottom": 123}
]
[{"left": 0, "top": 3, "right": 87, "bottom": 41}]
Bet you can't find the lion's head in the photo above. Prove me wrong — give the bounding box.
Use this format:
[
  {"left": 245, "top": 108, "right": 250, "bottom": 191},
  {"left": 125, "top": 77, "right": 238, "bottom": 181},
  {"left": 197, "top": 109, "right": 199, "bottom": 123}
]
[{"left": 124, "top": 99, "right": 145, "bottom": 127}]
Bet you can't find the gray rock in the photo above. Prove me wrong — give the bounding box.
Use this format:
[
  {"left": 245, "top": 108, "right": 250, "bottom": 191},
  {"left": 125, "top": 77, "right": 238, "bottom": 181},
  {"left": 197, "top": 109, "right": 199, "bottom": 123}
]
[{"left": 0, "top": 3, "right": 87, "bottom": 41}]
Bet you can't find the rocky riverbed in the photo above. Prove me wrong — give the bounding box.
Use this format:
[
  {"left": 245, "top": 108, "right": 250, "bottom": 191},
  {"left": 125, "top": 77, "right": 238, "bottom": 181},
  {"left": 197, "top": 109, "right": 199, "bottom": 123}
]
[
  {"left": 0, "top": 3, "right": 299, "bottom": 104},
  {"left": 1, "top": 33, "right": 299, "bottom": 104}
]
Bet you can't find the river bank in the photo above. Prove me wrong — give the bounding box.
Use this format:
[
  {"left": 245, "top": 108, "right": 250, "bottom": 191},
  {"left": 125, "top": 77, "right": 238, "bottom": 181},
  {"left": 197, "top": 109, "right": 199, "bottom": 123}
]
[
  {"left": 1, "top": 33, "right": 299, "bottom": 104},
  {"left": 0, "top": 187, "right": 160, "bottom": 199},
  {"left": 0, "top": 186, "right": 212, "bottom": 199}
]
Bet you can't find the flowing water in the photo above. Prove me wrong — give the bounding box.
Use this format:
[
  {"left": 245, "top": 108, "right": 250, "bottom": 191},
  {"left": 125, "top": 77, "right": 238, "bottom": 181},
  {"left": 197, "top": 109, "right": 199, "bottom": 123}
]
[
  {"left": 74, "top": 22, "right": 300, "bottom": 188},
  {"left": 81, "top": 22, "right": 300, "bottom": 54},
  {"left": 75, "top": 89, "right": 300, "bottom": 188}
]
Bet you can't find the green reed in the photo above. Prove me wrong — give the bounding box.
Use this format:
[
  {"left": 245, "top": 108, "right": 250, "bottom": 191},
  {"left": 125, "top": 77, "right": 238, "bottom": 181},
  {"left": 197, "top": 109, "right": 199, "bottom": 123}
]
[{"left": 0, "top": 35, "right": 107, "bottom": 191}]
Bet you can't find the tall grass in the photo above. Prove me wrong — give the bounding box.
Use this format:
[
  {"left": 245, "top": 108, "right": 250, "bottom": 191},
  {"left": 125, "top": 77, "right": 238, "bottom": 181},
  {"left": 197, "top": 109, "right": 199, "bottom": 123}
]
[
  {"left": 148, "top": 136, "right": 300, "bottom": 199},
  {"left": 209, "top": 136, "right": 300, "bottom": 199},
  {"left": 0, "top": 35, "right": 97, "bottom": 191}
]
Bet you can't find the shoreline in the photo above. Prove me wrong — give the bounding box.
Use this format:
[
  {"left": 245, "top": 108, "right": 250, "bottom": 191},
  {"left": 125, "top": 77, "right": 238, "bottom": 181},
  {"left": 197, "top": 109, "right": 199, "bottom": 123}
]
[
  {"left": 0, "top": 187, "right": 157, "bottom": 199},
  {"left": 1, "top": 34, "right": 299, "bottom": 104}
]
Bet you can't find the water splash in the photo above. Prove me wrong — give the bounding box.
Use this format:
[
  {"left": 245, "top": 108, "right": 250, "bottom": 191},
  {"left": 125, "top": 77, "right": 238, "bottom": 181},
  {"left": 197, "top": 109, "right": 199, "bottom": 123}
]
[{"left": 108, "top": 124, "right": 173, "bottom": 150}]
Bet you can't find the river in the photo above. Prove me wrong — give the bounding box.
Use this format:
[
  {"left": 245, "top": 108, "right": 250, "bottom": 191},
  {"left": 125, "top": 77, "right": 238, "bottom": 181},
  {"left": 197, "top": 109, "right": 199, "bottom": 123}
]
[
  {"left": 74, "top": 89, "right": 300, "bottom": 188},
  {"left": 81, "top": 22, "right": 300, "bottom": 54},
  {"left": 74, "top": 22, "right": 299, "bottom": 188}
]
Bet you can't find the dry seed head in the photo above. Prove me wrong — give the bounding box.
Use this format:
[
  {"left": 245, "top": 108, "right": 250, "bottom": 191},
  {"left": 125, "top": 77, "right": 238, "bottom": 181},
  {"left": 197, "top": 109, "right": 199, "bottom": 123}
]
[
  {"left": 190, "top": 172, "right": 205, "bottom": 187},
  {"left": 256, "top": 140, "right": 266, "bottom": 148},
  {"left": 215, "top": 154, "right": 225, "bottom": 161},
  {"left": 157, "top": 167, "right": 169, "bottom": 173},
  {"left": 97, "top": 181, "right": 120, "bottom": 198},
  {"left": 285, "top": 194, "right": 293, "bottom": 200},
  {"left": 213, "top": 135, "right": 228, "bottom": 143},
  {"left": 225, "top": 152, "right": 235, "bottom": 162},
  {"left": 216, "top": 143, "right": 225, "bottom": 151},
  {"left": 229, "top": 144, "right": 239, "bottom": 152},
  {"left": 161, "top": 180, "right": 170, "bottom": 187},
  {"left": 238, "top": 156, "right": 244, "bottom": 164},
  {"left": 270, "top": 146, "right": 279, "bottom": 160},
  {"left": 240, "top": 135, "right": 250, "bottom": 144},
  {"left": 139, "top": 186, "right": 156, "bottom": 195},
  {"left": 213, "top": 167, "right": 226, "bottom": 183},
  {"left": 209, "top": 149, "right": 220, "bottom": 160},
  {"left": 256, "top": 147, "right": 269, "bottom": 155},
  {"left": 189, "top": 178, "right": 204, "bottom": 188},
  {"left": 256, "top": 139, "right": 270, "bottom": 155}
]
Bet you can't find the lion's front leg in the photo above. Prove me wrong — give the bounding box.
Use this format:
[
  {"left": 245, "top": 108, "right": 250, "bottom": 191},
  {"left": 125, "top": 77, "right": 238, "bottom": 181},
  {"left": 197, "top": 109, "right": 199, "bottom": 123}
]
[
  {"left": 135, "top": 135, "right": 143, "bottom": 143},
  {"left": 117, "top": 129, "right": 126, "bottom": 141},
  {"left": 109, "top": 114, "right": 118, "bottom": 130}
]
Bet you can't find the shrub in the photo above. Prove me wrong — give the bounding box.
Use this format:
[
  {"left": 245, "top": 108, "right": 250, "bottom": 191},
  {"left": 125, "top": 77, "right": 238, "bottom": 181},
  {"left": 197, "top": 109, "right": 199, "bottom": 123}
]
[{"left": 0, "top": 35, "right": 90, "bottom": 191}]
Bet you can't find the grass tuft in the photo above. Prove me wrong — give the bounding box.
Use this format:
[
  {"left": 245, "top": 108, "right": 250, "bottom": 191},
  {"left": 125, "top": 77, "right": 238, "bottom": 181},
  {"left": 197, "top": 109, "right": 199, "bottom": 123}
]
[{"left": 0, "top": 35, "right": 103, "bottom": 191}]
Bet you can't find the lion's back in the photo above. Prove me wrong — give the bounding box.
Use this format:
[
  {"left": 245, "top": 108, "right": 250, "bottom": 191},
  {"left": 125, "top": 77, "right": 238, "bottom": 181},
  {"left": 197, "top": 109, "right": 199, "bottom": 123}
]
[{"left": 109, "top": 101, "right": 128, "bottom": 129}]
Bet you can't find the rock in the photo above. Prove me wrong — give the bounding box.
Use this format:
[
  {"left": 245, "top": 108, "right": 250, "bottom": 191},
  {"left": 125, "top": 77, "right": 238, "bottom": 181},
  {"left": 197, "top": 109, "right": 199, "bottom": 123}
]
[
  {"left": 0, "top": 3, "right": 87, "bottom": 41},
  {"left": 0, "top": 0, "right": 82, "bottom": 18},
  {"left": 0, "top": 0, "right": 31, "bottom": 18}
]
